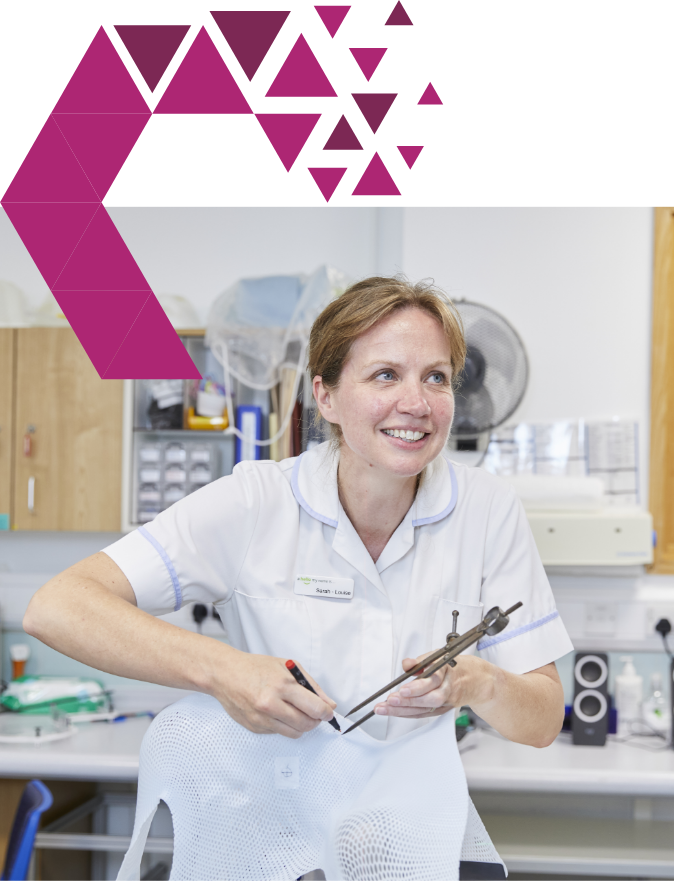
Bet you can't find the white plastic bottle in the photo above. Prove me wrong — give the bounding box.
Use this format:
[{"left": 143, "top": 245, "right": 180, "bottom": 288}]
[
  {"left": 615, "top": 656, "right": 643, "bottom": 736},
  {"left": 643, "top": 672, "right": 669, "bottom": 734}
]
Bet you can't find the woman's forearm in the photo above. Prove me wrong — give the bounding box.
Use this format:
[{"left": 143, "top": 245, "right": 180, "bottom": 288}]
[
  {"left": 23, "top": 570, "right": 232, "bottom": 694},
  {"left": 465, "top": 660, "right": 565, "bottom": 748}
]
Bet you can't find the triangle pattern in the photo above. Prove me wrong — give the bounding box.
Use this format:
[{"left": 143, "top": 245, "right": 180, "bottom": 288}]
[
  {"left": 105, "top": 293, "right": 202, "bottom": 379},
  {"left": 419, "top": 83, "right": 442, "bottom": 105},
  {"left": 267, "top": 34, "right": 337, "bottom": 97},
  {"left": 308, "top": 167, "right": 346, "bottom": 202},
  {"left": 324, "top": 115, "right": 362, "bottom": 150},
  {"left": 211, "top": 11, "right": 290, "bottom": 80},
  {"left": 398, "top": 145, "right": 423, "bottom": 168},
  {"left": 256, "top": 113, "right": 321, "bottom": 171},
  {"left": 352, "top": 93, "right": 396, "bottom": 133},
  {"left": 315, "top": 6, "right": 350, "bottom": 38},
  {"left": 385, "top": 2, "right": 413, "bottom": 25},
  {"left": 53, "top": 208, "right": 151, "bottom": 291},
  {"left": 115, "top": 25, "right": 191, "bottom": 92},
  {"left": 154, "top": 27, "right": 252, "bottom": 114},
  {"left": 350, "top": 48, "right": 387, "bottom": 81},
  {"left": 353, "top": 152, "right": 400, "bottom": 195},
  {"left": 54, "top": 291, "right": 151, "bottom": 377}
]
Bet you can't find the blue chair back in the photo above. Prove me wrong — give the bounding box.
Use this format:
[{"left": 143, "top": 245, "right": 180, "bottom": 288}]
[{"left": 1, "top": 780, "right": 53, "bottom": 881}]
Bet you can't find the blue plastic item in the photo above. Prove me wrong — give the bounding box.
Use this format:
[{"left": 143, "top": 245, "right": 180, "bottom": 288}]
[
  {"left": 236, "top": 406, "right": 262, "bottom": 463},
  {"left": 1, "top": 780, "right": 53, "bottom": 881}
]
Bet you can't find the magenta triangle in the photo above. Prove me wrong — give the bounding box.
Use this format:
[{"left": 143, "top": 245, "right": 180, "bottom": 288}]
[
  {"left": 308, "top": 167, "right": 346, "bottom": 202},
  {"left": 104, "top": 294, "right": 201, "bottom": 379},
  {"left": 397, "top": 145, "right": 423, "bottom": 168},
  {"left": 211, "top": 11, "right": 290, "bottom": 80},
  {"left": 267, "top": 34, "right": 337, "bottom": 97},
  {"left": 54, "top": 291, "right": 151, "bottom": 377},
  {"left": 324, "top": 115, "right": 362, "bottom": 150},
  {"left": 350, "top": 48, "right": 387, "bottom": 81},
  {"left": 155, "top": 28, "right": 252, "bottom": 114},
  {"left": 256, "top": 114, "right": 320, "bottom": 171},
  {"left": 353, "top": 153, "right": 400, "bottom": 196},
  {"left": 53, "top": 208, "right": 151, "bottom": 292},
  {"left": 115, "top": 25, "right": 191, "bottom": 92},
  {"left": 385, "top": 2, "right": 413, "bottom": 25},
  {"left": 419, "top": 82, "right": 442, "bottom": 105},
  {"left": 352, "top": 93, "right": 396, "bottom": 133},
  {"left": 315, "top": 6, "right": 350, "bottom": 38}
]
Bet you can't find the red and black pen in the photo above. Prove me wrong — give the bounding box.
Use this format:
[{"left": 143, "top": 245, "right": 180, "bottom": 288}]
[{"left": 285, "top": 660, "right": 341, "bottom": 732}]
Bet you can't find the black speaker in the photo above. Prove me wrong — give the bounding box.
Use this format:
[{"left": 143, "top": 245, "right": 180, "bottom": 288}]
[{"left": 572, "top": 652, "right": 609, "bottom": 746}]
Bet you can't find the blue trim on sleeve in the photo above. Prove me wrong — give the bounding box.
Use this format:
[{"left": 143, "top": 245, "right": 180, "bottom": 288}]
[
  {"left": 291, "top": 453, "right": 339, "bottom": 528},
  {"left": 139, "top": 526, "right": 183, "bottom": 612},
  {"left": 477, "top": 610, "right": 559, "bottom": 651},
  {"left": 412, "top": 458, "right": 458, "bottom": 526}
]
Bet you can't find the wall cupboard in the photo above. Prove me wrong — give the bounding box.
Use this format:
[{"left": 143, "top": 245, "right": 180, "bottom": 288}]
[{"left": 1, "top": 328, "right": 123, "bottom": 531}]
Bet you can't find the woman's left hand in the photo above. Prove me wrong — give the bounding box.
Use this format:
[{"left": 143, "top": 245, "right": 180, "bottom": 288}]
[{"left": 374, "top": 652, "right": 495, "bottom": 719}]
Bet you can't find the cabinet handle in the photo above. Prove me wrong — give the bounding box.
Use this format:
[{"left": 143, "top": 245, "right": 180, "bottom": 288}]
[{"left": 28, "top": 476, "right": 35, "bottom": 512}]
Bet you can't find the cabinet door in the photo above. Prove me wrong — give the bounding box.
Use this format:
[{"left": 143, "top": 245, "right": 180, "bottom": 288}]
[
  {"left": 13, "top": 328, "right": 123, "bottom": 531},
  {"left": 0, "top": 329, "right": 14, "bottom": 527}
]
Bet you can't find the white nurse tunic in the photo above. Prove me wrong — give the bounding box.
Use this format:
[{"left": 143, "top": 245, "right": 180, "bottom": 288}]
[{"left": 103, "top": 441, "right": 573, "bottom": 742}]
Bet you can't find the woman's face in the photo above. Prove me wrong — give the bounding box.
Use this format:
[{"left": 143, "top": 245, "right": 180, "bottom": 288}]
[{"left": 315, "top": 307, "right": 455, "bottom": 478}]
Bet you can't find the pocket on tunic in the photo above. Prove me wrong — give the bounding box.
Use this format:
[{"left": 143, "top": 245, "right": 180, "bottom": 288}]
[
  {"left": 229, "top": 591, "right": 312, "bottom": 666},
  {"left": 431, "top": 598, "right": 484, "bottom": 651}
]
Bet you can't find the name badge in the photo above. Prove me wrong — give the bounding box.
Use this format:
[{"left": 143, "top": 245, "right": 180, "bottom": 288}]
[{"left": 294, "top": 575, "right": 354, "bottom": 600}]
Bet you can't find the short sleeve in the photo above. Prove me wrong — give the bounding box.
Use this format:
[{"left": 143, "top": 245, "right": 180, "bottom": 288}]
[
  {"left": 476, "top": 486, "right": 574, "bottom": 674},
  {"left": 101, "top": 463, "right": 262, "bottom": 616}
]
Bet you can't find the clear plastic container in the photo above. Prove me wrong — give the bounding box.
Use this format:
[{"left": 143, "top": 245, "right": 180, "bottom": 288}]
[
  {"left": 138, "top": 484, "right": 161, "bottom": 504},
  {"left": 139, "top": 445, "right": 162, "bottom": 463},
  {"left": 190, "top": 464, "right": 212, "bottom": 485},
  {"left": 165, "top": 443, "right": 187, "bottom": 463},
  {"left": 140, "top": 467, "right": 161, "bottom": 483},
  {"left": 164, "top": 485, "right": 186, "bottom": 504}
]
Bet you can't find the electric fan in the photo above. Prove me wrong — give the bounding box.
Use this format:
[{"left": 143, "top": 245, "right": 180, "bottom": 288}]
[{"left": 449, "top": 300, "right": 529, "bottom": 462}]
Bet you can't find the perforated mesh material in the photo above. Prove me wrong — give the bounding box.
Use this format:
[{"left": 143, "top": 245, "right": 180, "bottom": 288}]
[
  {"left": 459, "top": 800, "right": 504, "bottom": 866},
  {"left": 118, "top": 695, "right": 503, "bottom": 881}
]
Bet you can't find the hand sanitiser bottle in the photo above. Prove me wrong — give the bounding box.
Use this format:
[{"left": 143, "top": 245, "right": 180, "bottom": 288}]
[
  {"left": 643, "top": 672, "right": 669, "bottom": 734},
  {"left": 615, "top": 656, "right": 643, "bottom": 736}
]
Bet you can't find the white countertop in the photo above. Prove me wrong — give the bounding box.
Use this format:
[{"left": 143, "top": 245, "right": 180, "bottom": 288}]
[
  {"left": 2, "top": 713, "right": 674, "bottom": 794},
  {"left": 460, "top": 728, "right": 674, "bottom": 796}
]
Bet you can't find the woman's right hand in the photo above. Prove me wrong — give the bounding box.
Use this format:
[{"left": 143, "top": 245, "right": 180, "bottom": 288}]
[{"left": 209, "top": 649, "right": 338, "bottom": 739}]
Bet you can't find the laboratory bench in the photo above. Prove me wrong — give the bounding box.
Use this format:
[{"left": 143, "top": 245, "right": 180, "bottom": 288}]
[{"left": 0, "top": 712, "right": 673, "bottom": 879}]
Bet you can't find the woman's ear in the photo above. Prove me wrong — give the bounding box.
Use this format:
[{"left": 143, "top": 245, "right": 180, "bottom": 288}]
[{"left": 313, "top": 376, "right": 340, "bottom": 425}]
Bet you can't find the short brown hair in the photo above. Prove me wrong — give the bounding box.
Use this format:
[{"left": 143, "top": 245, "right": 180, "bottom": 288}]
[{"left": 308, "top": 276, "right": 466, "bottom": 438}]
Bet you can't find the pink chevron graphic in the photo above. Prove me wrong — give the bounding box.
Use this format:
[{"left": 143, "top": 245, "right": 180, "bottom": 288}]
[
  {"left": 314, "top": 6, "right": 350, "bottom": 38},
  {"left": 115, "top": 25, "right": 191, "bottom": 92},
  {"left": 0, "top": 26, "right": 199, "bottom": 380},
  {"left": 398, "top": 145, "right": 423, "bottom": 168},
  {"left": 256, "top": 113, "right": 321, "bottom": 171},
  {"left": 308, "top": 167, "right": 346, "bottom": 201},
  {"left": 419, "top": 82, "right": 442, "bottom": 105},
  {"left": 267, "top": 34, "right": 337, "bottom": 97},
  {"left": 154, "top": 27, "right": 252, "bottom": 114},
  {"left": 353, "top": 152, "right": 400, "bottom": 195},
  {"left": 350, "top": 48, "right": 387, "bottom": 82}
]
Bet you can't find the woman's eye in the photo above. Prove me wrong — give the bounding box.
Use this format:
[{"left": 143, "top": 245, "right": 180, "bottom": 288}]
[
  {"left": 376, "top": 371, "right": 396, "bottom": 381},
  {"left": 428, "top": 372, "right": 446, "bottom": 384}
]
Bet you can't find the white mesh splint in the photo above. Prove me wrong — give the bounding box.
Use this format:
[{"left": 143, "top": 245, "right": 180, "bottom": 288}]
[{"left": 118, "top": 694, "right": 504, "bottom": 881}]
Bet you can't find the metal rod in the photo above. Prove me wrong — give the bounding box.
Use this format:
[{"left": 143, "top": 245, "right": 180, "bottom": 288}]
[
  {"left": 341, "top": 709, "right": 376, "bottom": 735},
  {"left": 345, "top": 621, "right": 491, "bottom": 717}
]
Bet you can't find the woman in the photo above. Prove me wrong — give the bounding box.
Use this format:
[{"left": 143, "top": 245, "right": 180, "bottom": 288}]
[{"left": 25, "top": 276, "right": 571, "bottom": 870}]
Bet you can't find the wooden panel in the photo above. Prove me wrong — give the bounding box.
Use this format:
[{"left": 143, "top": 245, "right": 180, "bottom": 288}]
[
  {"left": 13, "top": 328, "right": 123, "bottom": 531},
  {"left": 650, "top": 208, "right": 674, "bottom": 571},
  {"left": 0, "top": 329, "right": 15, "bottom": 524}
]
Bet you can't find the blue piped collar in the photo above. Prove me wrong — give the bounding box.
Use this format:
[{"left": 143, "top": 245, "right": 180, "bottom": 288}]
[{"left": 290, "top": 443, "right": 458, "bottom": 528}]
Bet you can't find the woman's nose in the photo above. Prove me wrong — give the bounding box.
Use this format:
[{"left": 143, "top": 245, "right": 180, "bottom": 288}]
[{"left": 397, "top": 384, "right": 431, "bottom": 417}]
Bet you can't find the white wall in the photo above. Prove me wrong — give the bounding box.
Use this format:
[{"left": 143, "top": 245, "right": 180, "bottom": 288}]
[
  {"left": 402, "top": 208, "right": 654, "bottom": 498},
  {"left": 0, "top": 206, "right": 386, "bottom": 319},
  {"left": 109, "top": 207, "right": 383, "bottom": 324}
]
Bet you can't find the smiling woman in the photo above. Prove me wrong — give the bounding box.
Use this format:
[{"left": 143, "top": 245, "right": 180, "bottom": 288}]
[{"left": 24, "top": 275, "right": 572, "bottom": 880}]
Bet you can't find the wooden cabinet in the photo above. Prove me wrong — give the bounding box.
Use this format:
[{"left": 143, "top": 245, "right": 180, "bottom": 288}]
[
  {"left": 0, "top": 329, "right": 14, "bottom": 526},
  {"left": 7, "top": 328, "right": 123, "bottom": 531}
]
